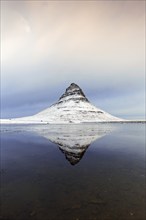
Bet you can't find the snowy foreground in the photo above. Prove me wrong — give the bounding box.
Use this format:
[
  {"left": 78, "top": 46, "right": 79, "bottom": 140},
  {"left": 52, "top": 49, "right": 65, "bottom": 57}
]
[
  {"left": 0, "top": 118, "right": 144, "bottom": 124},
  {"left": 0, "top": 83, "right": 144, "bottom": 124}
]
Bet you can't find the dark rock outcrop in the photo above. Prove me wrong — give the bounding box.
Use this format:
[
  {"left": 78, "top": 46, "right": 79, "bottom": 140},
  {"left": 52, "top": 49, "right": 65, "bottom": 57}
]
[{"left": 58, "top": 83, "right": 89, "bottom": 103}]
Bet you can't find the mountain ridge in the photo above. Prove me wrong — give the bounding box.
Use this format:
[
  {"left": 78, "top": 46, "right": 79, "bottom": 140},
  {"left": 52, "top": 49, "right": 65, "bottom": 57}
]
[{"left": 0, "top": 83, "right": 123, "bottom": 124}]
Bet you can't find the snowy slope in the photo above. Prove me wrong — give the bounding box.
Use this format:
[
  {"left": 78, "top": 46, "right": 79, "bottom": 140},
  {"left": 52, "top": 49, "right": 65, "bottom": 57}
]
[{"left": 0, "top": 83, "right": 123, "bottom": 124}]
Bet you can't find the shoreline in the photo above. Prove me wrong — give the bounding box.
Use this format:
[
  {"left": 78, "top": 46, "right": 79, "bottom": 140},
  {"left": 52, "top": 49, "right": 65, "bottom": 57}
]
[{"left": 0, "top": 120, "right": 145, "bottom": 125}]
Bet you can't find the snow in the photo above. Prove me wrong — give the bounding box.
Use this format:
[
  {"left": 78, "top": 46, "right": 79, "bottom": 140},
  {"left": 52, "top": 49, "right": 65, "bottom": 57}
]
[
  {"left": 0, "top": 100, "right": 123, "bottom": 124},
  {"left": 0, "top": 83, "right": 125, "bottom": 124},
  {"left": 32, "top": 99, "right": 123, "bottom": 123}
]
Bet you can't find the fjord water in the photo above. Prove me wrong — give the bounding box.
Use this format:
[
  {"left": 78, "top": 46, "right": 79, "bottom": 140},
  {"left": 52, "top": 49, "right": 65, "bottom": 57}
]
[{"left": 0, "top": 123, "right": 145, "bottom": 220}]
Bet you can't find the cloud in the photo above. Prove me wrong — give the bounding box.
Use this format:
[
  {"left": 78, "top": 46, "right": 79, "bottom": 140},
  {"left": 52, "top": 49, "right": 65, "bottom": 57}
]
[{"left": 1, "top": 0, "right": 145, "bottom": 119}]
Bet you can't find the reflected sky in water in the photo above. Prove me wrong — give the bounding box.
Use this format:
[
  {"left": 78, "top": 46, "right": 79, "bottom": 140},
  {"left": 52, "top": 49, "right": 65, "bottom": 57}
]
[{"left": 0, "top": 123, "right": 145, "bottom": 220}]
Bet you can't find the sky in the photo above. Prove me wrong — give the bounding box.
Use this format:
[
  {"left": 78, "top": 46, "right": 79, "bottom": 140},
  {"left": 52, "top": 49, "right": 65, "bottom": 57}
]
[{"left": 1, "top": 0, "right": 145, "bottom": 119}]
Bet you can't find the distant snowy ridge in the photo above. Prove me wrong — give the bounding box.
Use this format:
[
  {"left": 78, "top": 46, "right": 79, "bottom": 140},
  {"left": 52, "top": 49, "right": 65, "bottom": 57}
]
[{"left": 0, "top": 83, "right": 124, "bottom": 124}]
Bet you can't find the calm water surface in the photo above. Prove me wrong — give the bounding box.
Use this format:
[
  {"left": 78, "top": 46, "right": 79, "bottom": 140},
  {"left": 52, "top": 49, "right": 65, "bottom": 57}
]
[{"left": 0, "top": 123, "right": 145, "bottom": 220}]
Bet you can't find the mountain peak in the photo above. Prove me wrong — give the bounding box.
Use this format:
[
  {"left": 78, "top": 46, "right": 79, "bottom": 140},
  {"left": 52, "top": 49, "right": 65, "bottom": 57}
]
[
  {"left": 58, "top": 83, "right": 89, "bottom": 103},
  {"left": 2, "top": 83, "right": 122, "bottom": 124},
  {"left": 69, "top": 82, "right": 79, "bottom": 87}
]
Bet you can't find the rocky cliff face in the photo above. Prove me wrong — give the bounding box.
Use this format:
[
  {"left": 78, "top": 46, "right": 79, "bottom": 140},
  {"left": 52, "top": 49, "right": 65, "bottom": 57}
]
[{"left": 58, "top": 83, "right": 89, "bottom": 104}]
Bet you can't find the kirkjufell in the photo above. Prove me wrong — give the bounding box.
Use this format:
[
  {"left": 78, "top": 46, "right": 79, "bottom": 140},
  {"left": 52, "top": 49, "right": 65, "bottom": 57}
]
[{"left": 0, "top": 83, "right": 122, "bottom": 124}]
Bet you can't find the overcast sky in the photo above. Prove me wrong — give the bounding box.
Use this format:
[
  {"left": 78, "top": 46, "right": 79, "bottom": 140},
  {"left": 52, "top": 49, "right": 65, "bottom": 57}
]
[{"left": 1, "top": 0, "right": 145, "bottom": 119}]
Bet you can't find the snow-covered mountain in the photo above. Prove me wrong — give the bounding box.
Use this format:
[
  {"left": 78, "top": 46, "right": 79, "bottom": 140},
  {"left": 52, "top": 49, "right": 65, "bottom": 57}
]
[{"left": 0, "top": 83, "right": 123, "bottom": 124}]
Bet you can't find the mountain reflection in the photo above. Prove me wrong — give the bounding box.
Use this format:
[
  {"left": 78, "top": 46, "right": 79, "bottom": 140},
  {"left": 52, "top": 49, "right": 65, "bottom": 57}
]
[{"left": 36, "top": 124, "right": 114, "bottom": 165}]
